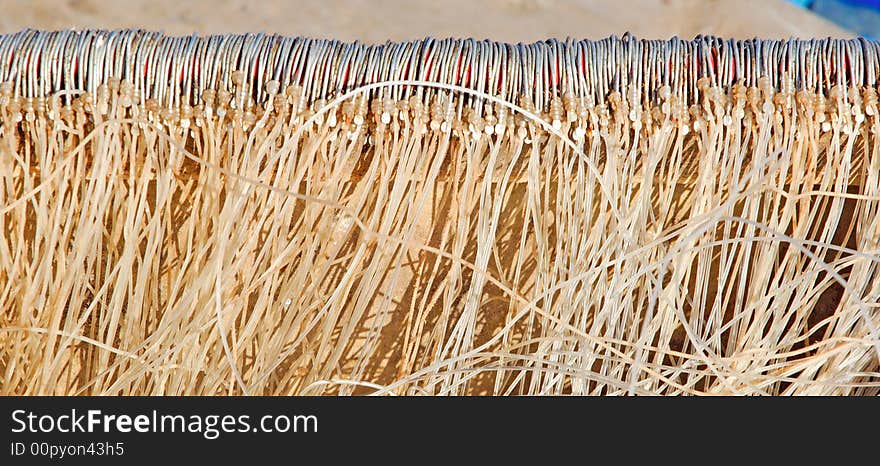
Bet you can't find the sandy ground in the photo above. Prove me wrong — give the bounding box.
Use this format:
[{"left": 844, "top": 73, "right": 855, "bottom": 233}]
[{"left": 0, "top": 0, "right": 852, "bottom": 41}]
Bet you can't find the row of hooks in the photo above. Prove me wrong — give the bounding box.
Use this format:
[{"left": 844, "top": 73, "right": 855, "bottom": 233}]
[{"left": 0, "top": 29, "right": 878, "bottom": 112}]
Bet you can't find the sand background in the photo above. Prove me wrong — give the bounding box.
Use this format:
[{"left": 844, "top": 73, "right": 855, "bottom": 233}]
[{"left": 0, "top": 0, "right": 853, "bottom": 41}]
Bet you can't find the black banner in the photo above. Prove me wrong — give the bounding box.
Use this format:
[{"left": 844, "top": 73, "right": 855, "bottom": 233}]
[{"left": 0, "top": 396, "right": 874, "bottom": 464}]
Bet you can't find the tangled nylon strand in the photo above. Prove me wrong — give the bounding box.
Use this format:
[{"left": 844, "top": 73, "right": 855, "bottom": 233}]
[{"left": 2, "top": 29, "right": 880, "bottom": 396}]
